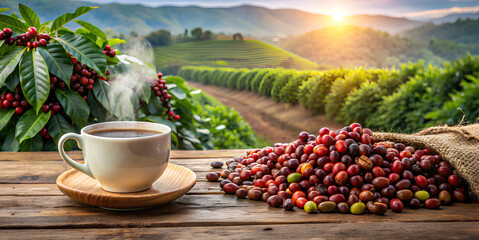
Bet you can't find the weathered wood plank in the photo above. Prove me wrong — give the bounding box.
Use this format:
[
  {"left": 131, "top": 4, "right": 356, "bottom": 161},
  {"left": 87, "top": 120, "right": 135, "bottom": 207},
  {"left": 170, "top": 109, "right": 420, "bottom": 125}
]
[
  {"left": 0, "top": 182, "right": 223, "bottom": 196},
  {"left": 1, "top": 222, "right": 478, "bottom": 239},
  {"left": 0, "top": 149, "right": 246, "bottom": 161},
  {"left": 0, "top": 159, "right": 231, "bottom": 183},
  {"left": 1, "top": 195, "right": 478, "bottom": 229}
]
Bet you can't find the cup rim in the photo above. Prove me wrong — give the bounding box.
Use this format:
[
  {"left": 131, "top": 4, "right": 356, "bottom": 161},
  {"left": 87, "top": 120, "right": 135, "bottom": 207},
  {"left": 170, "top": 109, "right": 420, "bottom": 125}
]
[{"left": 81, "top": 121, "right": 171, "bottom": 140}]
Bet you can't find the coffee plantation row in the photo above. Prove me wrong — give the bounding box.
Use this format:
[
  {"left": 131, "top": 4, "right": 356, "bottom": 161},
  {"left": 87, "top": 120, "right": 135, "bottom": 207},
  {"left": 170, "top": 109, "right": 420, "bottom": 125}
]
[{"left": 178, "top": 55, "right": 479, "bottom": 133}]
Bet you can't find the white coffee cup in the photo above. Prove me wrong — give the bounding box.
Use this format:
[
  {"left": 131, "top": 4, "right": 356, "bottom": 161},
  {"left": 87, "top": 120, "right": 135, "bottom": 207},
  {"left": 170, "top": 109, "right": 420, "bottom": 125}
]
[{"left": 58, "top": 121, "right": 171, "bottom": 193}]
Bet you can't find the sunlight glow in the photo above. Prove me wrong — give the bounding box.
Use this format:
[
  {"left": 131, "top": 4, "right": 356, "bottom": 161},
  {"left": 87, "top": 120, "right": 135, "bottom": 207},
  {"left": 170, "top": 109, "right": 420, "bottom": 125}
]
[{"left": 332, "top": 11, "right": 344, "bottom": 21}]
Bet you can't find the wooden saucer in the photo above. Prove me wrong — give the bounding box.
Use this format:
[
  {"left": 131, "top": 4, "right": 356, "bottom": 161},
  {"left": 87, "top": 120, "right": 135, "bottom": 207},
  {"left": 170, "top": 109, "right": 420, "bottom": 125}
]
[{"left": 56, "top": 163, "right": 196, "bottom": 210}]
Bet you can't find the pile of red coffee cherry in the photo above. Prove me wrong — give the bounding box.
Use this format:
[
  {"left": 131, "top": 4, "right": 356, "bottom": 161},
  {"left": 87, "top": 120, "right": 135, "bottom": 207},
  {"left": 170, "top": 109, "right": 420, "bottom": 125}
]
[{"left": 207, "top": 123, "right": 470, "bottom": 214}]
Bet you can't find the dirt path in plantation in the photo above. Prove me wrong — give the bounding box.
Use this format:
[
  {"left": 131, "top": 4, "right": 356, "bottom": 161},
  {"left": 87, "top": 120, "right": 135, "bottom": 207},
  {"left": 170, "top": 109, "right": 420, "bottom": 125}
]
[{"left": 189, "top": 82, "right": 344, "bottom": 144}]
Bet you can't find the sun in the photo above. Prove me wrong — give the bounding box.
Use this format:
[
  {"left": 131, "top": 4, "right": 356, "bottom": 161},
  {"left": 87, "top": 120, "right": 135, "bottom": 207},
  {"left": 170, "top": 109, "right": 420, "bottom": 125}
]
[{"left": 332, "top": 11, "right": 344, "bottom": 21}]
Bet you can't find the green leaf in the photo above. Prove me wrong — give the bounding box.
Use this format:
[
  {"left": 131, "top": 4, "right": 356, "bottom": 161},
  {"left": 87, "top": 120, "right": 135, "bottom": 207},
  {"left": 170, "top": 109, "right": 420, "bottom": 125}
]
[
  {"left": 107, "top": 38, "right": 127, "bottom": 46},
  {"left": 88, "top": 91, "right": 107, "bottom": 122},
  {"left": 47, "top": 114, "right": 75, "bottom": 150},
  {"left": 19, "top": 133, "right": 43, "bottom": 152},
  {"left": 74, "top": 20, "right": 107, "bottom": 40},
  {"left": 20, "top": 49, "right": 50, "bottom": 114},
  {"left": 92, "top": 80, "right": 113, "bottom": 113},
  {"left": 0, "top": 47, "right": 27, "bottom": 88},
  {"left": 0, "top": 15, "right": 28, "bottom": 32},
  {"left": 139, "top": 81, "right": 151, "bottom": 104},
  {"left": 141, "top": 115, "right": 176, "bottom": 132},
  {"left": 146, "top": 95, "right": 163, "bottom": 115},
  {"left": 0, "top": 43, "right": 15, "bottom": 57},
  {"left": 15, "top": 108, "right": 51, "bottom": 143},
  {"left": 75, "top": 28, "right": 97, "bottom": 42},
  {"left": 4, "top": 67, "right": 20, "bottom": 92},
  {"left": 38, "top": 43, "right": 73, "bottom": 86},
  {"left": 57, "top": 33, "right": 106, "bottom": 77},
  {"left": 50, "top": 6, "right": 97, "bottom": 32},
  {"left": 169, "top": 87, "right": 186, "bottom": 100},
  {"left": 106, "top": 54, "right": 119, "bottom": 65},
  {"left": 47, "top": 113, "right": 75, "bottom": 142},
  {"left": 55, "top": 89, "right": 90, "bottom": 127},
  {"left": 43, "top": 139, "right": 57, "bottom": 151},
  {"left": 1, "top": 127, "right": 19, "bottom": 151},
  {"left": 0, "top": 8, "right": 9, "bottom": 14},
  {"left": 58, "top": 27, "right": 74, "bottom": 35},
  {"left": 39, "top": 20, "right": 52, "bottom": 33},
  {"left": 18, "top": 4, "right": 40, "bottom": 28},
  {"left": 0, "top": 109, "right": 15, "bottom": 131}
]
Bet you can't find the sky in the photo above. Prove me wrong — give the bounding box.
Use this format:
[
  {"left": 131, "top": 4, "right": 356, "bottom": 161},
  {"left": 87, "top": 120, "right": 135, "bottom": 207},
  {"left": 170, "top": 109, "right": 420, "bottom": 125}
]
[{"left": 87, "top": 0, "right": 479, "bottom": 18}]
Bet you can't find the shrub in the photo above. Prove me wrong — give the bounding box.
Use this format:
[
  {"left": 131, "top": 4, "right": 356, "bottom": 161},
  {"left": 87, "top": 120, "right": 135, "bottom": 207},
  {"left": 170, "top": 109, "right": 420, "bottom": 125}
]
[
  {"left": 242, "top": 69, "right": 262, "bottom": 91},
  {"left": 271, "top": 70, "right": 296, "bottom": 101},
  {"left": 177, "top": 56, "right": 479, "bottom": 133},
  {"left": 370, "top": 56, "right": 479, "bottom": 132},
  {"left": 233, "top": 71, "right": 249, "bottom": 90},
  {"left": 342, "top": 62, "right": 424, "bottom": 125},
  {"left": 226, "top": 70, "right": 246, "bottom": 89},
  {"left": 299, "top": 69, "right": 347, "bottom": 113},
  {"left": 279, "top": 71, "right": 312, "bottom": 104},
  {"left": 198, "top": 68, "right": 214, "bottom": 84},
  {"left": 214, "top": 69, "right": 232, "bottom": 86},
  {"left": 192, "top": 91, "right": 270, "bottom": 149},
  {"left": 342, "top": 81, "right": 384, "bottom": 125},
  {"left": 426, "top": 74, "right": 479, "bottom": 125},
  {"left": 325, "top": 68, "right": 385, "bottom": 122},
  {"left": 368, "top": 70, "right": 436, "bottom": 132},
  {"left": 259, "top": 69, "right": 284, "bottom": 96},
  {"left": 250, "top": 69, "right": 271, "bottom": 92}
]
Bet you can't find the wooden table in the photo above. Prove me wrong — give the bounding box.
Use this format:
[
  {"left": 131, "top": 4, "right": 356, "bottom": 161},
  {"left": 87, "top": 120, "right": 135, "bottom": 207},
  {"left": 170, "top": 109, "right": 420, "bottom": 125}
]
[{"left": 1, "top": 150, "right": 478, "bottom": 239}]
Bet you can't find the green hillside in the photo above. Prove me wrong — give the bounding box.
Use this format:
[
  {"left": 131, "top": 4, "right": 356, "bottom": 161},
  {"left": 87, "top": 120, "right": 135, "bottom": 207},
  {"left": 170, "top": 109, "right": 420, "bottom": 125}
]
[
  {"left": 402, "top": 19, "right": 479, "bottom": 45},
  {"left": 154, "top": 40, "right": 321, "bottom": 74},
  {"left": 278, "top": 25, "right": 451, "bottom": 68},
  {"left": 1, "top": 0, "right": 424, "bottom": 36},
  {"left": 401, "top": 19, "right": 479, "bottom": 56}
]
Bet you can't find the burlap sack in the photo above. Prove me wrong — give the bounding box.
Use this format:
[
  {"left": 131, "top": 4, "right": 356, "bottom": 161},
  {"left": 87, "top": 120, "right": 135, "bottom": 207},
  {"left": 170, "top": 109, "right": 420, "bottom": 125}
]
[{"left": 373, "top": 124, "right": 479, "bottom": 198}]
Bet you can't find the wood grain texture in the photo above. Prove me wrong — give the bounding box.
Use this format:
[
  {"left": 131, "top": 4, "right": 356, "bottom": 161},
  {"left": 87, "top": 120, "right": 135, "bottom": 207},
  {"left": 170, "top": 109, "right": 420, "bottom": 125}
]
[
  {"left": 56, "top": 164, "right": 197, "bottom": 209},
  {"left": 0, "top": 158, "right": 230, "bottom": 183},
  {"left": 0, "top": 182, "right": 222, "bottom": 196},
  {"left": 1, "top": 222, "right": 479, "bottom": 240},
  {"left": 1, "top": 194, "right": 478, "bottom": 228},
  {"left": 1, "top": 150, "right": 478, "bottom": 240}
]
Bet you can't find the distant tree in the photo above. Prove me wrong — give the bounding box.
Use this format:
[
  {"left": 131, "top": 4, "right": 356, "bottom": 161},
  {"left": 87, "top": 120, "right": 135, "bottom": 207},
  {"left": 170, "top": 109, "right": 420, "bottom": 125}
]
[
  {"left": 145, "top": 29, "right": 172, "bottom": 46},
  {"left": 279, "top": 57, "right": 297, "bottom": 68},
  {"left": 233, "top": 33, "right": 244, "bottom": 40},
  {"left": 204, "top": 30, "right": 212, "bottom": 40},
  {"left": 184, "top": 29, "right": 188, "bottom": 37},
  {"left": 130, "top": 31, "right": 138, "bottom": 38},
  {"left": 191, "top": 27, "right": 203, "bottom": 40},
  {"left": 428, "top": 38, "right": 466, "bottom": 59}
]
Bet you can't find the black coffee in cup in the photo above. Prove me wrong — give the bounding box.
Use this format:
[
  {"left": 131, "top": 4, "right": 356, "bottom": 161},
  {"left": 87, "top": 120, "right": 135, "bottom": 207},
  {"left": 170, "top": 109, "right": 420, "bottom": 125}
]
[{"left": 88, "top": 129, "right": 162, "bottom": 138}]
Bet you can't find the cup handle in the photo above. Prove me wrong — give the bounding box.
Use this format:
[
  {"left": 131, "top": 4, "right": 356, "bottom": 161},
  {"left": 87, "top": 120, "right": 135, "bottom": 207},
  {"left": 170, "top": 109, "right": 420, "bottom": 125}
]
[{"left": 58, "top": 133, "right": 94, "bottom": 178}]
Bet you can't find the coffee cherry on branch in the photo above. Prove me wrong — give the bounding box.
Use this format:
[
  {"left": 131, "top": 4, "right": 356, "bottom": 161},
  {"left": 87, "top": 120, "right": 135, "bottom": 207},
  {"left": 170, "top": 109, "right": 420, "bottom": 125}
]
[
  {"left": 107, "top": 50, "right": 116, "bottom": 58},
  {"left": 149, "top": 72, "right": 181, "bottom": 121},
  {"left": 3, "top": 28, "right": 12, "bottom": 36},
  {"left": 27, "top": 27, "right": 37, "bottom": 36}
]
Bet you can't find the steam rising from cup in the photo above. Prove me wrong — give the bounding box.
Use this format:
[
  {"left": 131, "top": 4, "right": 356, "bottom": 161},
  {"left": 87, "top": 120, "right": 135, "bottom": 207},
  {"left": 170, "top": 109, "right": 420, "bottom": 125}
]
[{"left": 106, "top": 40, "right": 157, "bottom": 121}]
